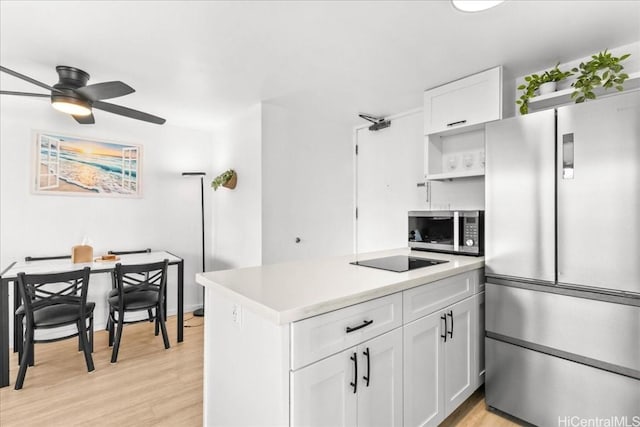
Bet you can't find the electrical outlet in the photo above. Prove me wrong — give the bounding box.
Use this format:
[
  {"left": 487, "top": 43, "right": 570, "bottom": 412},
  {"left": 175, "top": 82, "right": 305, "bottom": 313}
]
[{"left": 232, "top": 303, "right": 242, "bottom": 326}]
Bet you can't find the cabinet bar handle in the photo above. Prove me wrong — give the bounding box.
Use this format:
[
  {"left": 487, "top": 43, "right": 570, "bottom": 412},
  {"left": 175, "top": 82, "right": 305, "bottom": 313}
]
[
  {"left": 363, "top": 347, "right": 370, "bottom": 387},
  {"left": 440, "top": 314, "right": 447, "bottom": 342},
  {"left": 447, "top": 310, "right": 454, "bottom": 338},
  {"left": 350, "top": 352, "right": 358, "bottom": 394},
  {"left": 446, "top": 119, "right": 467, "bottom": 127},
  {"left": 346, "top": 319, "right": 374, "bottom": 333}
]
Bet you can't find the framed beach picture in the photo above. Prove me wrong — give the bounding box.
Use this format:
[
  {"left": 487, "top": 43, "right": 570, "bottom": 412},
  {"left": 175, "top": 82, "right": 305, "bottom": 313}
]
[{"left": 33, "top": 132, "right": 142, "bottom": 197}]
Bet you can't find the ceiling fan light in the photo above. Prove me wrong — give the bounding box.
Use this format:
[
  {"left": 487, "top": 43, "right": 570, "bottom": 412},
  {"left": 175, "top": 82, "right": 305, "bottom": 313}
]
[
  {"left": 51, "top": 99, "right": 92, "bottom": 116},
  {"left": 452, "top": 0, "right": 505, "bottom": 12}
]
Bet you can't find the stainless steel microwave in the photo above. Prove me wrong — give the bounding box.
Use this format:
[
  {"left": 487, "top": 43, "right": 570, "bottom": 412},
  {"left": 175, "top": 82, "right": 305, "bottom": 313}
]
[{"left": 408, "top": 210, "right": 484, "bottom": 256}]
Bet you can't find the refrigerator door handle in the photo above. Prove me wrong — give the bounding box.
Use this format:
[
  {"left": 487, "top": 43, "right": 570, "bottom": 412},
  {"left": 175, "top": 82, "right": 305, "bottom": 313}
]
[{"left": 562, "top": 133, "right": 574, "bottom": 179}]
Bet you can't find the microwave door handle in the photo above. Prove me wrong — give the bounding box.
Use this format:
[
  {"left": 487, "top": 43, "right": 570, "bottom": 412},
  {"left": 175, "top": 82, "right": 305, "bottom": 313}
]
[{"left": 453, "top": 212, "right": 460, "bottom": 252}]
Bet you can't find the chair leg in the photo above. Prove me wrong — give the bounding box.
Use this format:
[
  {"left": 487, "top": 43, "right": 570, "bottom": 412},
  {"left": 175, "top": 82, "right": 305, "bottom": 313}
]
[
  {"left": 16, "top": 314, "right": 24, "bottom": 355},
  {"left": 89, "top": 316, "right": 94, "bottom": 353},
  {"left": 111, "top": 311, "right": 125, "bottom": 363},
  {"left": 107, "top": 310, "right": 114, "bottom": 347},
  {"left": 148, "top": 308, "right": 154, "bottom": 323},
  {"left": 154, "top": 308, "right": 159, "bottom": 336},
  {"left": 28, "top": 340, "right": 34, "bottom": 367},
  {"left": 16, "top": 316, "right": 33, "bottom": 366},
  {"left": 15, "top": 328, "right": 33, "bottom": 390},
  {"left": 158, "top": 304, "right": 170, "bottom": 350},
  {"left": 77, "top": 320, "right": 95, "bottom": 372}
]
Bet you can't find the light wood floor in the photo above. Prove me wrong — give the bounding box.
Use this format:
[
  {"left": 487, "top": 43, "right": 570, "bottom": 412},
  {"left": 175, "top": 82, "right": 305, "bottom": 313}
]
[{"left": 0, "top": 313, "right": 519, "bottom": 426}]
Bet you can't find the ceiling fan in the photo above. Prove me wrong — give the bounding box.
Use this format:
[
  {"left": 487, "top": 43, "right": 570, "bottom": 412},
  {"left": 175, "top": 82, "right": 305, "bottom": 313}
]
[{"left": 0, "top": 65, "right": 166, "bottom": 125}]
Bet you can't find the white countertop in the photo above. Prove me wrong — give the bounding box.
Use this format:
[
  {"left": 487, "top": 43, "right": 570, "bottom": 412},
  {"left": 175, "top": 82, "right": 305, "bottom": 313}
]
[{"left": 196, "top": 248, "right": 484, "bottom": 325}]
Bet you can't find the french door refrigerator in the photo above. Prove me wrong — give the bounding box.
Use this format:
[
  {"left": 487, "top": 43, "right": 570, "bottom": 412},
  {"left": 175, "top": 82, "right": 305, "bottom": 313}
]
[{"left": 484, "top": 91, "right": 640, "bottom": 426}]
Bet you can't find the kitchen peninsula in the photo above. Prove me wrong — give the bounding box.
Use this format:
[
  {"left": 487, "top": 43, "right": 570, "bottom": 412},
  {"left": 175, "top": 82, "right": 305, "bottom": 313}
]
[{"left": 196, "top": 248, "right": 485, "bottom": 426}]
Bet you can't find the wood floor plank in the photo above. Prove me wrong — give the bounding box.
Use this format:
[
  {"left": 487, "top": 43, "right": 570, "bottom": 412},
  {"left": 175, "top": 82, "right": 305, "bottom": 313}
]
[{"left": 0, "top": 313, "right": 518, "bottom": 426}]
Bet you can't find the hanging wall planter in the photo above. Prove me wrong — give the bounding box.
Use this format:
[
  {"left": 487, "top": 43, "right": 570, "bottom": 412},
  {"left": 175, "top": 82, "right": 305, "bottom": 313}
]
[{"left": 211, "top": 169, "right": 237, "bottom": 191}]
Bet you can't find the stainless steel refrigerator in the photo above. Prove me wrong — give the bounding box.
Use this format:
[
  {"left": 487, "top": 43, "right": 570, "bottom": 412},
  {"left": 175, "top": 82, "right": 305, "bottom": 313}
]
[{"left": 484, "top": 91, "right": 640, "bottom": 426}]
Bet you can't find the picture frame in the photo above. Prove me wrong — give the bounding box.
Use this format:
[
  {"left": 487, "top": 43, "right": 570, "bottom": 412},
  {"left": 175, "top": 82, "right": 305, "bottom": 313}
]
[{"left": 32, "top": 131, "right": 143, "bottom": 198}]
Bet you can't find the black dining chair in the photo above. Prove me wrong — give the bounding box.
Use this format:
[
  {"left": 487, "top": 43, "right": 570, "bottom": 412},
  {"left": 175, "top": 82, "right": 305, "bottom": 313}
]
[
  {"left": 107, "top": 260, "right": 170, "bottom": 363},
  {"left": 105, "top": 249, "right": 157, "bottom": 338},
  {"left": 15, "top": 254, "right": 74, "bottom": 359},
  {"left": 15, "top": 267, "right": 95, "bottom": 390}
]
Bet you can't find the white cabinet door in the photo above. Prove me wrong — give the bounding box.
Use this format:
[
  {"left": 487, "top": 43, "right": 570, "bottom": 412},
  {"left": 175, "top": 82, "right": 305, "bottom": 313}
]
[
  {"left": 423, "top": 66, "right": 502, "bottom": 135},
  {"left": 357, "top": 328, "right": 403, "bottom": 427},
  {"left": 403, "top": 311, "right": 445, "bottom": 427},
  {"left": 443, "top": 296, "right": 476, "bottom": 413},
  {"left": 291, "top": 348, "right": 358, "bottom": 427}
]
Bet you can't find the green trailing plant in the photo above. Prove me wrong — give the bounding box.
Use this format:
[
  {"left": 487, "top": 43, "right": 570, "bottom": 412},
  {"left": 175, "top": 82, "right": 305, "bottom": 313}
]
[
  {"left": 211, "top": 169, "right": 236, "bottom": 191},
  {"left": 517, "top": 64, "right": 574, "bottom": 115},
  {"left": 571, "top": 50, "right": 631, "bottom": 103}
]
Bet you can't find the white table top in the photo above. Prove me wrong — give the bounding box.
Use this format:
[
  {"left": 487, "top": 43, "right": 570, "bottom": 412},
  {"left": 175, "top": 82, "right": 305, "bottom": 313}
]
[
  {"left": 1, "top": 250, "right": 182, "bottom": 279},
  {"left": 196, "top": 248, "right": 484, "bottom": 325}
]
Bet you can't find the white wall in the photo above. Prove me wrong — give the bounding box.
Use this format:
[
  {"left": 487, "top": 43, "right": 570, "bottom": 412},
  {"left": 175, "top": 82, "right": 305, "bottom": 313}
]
[
  {"left": 211, "top": 104, "right": 262, "bottom": 270},
  {"left": 0, "top": 97, "right": 214, "bottom": 341},
  {"left": 210, "top": 103, "right": 353, "bottom": 269},
  {"left": 262, "top": 103, "right": 353, "bottom": 264}
]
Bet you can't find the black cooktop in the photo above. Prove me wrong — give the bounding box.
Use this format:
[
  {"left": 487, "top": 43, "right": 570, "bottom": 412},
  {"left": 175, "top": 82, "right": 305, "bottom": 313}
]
[{"left": 350, "top": 255, "right": 448, "bottom": 272}]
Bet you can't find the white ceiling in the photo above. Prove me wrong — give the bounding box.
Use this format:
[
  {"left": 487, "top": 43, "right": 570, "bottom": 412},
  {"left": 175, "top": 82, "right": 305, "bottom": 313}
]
[{"left": 1, "top": 1, "right": 639, "bottom": 130}]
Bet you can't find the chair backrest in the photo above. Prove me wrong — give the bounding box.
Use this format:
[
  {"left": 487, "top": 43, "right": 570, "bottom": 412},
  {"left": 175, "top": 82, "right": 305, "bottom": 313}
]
[
  {"left": 114, "top": 260, "right": 168, "bottom": 305},
  {"left": 25, "top": 254, "right": 71, "bottom": 262},
  {"left": 108, "top": 248, "right": 152, "bottom": 255},
  {"left": 17, "top": 267, "right": 91, "bottom": 322}
]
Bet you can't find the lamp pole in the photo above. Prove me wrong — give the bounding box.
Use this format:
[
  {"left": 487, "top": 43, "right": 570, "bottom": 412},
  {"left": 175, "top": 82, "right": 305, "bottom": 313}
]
[{"left": 182, "top": 171, "right": 206, "bottom": 317}]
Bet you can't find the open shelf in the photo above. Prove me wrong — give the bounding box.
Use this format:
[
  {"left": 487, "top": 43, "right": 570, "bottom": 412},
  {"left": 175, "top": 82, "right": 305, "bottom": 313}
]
[
  {"left": 529, "top": 71, "right": 640, "bottom": 111},
  {"left": 425, "top": 127, "right": 485, "bottom": 182},
  {"left": 426, "top": 170, "right": 484, "bottom": 181}
]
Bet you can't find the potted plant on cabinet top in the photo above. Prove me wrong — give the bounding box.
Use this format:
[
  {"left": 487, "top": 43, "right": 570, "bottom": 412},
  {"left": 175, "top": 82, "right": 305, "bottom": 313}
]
[
  {"left": 211, "top": 169, "right": 237, "bottom": 191},
  {"left": 517, "top": 63, "right": 574, "bottom": 115},
  {"left": 571, "top": 49, "right": 631, "bottom": 103}
]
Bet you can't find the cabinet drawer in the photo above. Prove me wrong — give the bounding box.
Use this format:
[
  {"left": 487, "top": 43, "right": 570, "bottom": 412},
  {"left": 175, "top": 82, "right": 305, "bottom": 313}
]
[
  {"left": 403, "top": 270, "right": 479, "bottom": 324},
  {"left": 291, "top": 293, "right": 402, "bottom": 370},
  {"left": 486, "top": 283, "right": 640, "bottom": 372},
  {"left": 424, "top": 66, "right": 502, "bottom": 135}
]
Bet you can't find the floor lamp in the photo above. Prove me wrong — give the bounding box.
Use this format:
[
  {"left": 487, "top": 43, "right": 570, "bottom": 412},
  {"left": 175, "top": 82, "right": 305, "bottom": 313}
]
[{"left": 182, "top": 171, "right": 206, "bottom": 317}]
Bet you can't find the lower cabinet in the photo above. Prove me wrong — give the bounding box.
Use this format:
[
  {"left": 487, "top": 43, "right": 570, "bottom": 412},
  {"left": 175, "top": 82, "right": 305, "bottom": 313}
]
[
  {"left": 291, "top": 328, "right": 403, "bottom": 427},
  {"left": 404, "top": 295, "right": 477, "bottom": 427}
]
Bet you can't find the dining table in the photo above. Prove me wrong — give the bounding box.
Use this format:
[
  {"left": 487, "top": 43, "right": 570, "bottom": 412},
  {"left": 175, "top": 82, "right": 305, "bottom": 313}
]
[{"left": 0, "top": 250, "right": 184, "bottom": 388}]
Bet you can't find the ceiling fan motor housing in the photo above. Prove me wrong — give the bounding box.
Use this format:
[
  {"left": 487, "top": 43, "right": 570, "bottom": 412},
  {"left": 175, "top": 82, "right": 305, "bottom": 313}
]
[
  {"left": 51, "top": 66, "right": 93, "bottom": 109},
  {"left": 55, "top": 66, "right": 90, "bottom": 89}
]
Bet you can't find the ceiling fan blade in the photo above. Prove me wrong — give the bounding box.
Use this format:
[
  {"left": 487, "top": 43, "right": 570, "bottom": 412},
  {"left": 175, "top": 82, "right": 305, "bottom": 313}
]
[
  {"left": 73, "top": 113, "right": 95, "bottom": 124},
  {"left": 0, "top": 90, "right": 49, "bottom": 98},
  {"left": 75, "top": 81, "right": 135, "bottom": 101},
  {"left": 93, "top": 100, "right": 166, "bottom": 125},
  {"left": 0, "top": 66, "right": 60, "bottom": 93}
]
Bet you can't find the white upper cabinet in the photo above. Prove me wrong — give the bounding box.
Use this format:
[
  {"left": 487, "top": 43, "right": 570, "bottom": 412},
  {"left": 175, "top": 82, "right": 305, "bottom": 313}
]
[{"left": 424, "top": 66, "right": 502, "bottom": 136}]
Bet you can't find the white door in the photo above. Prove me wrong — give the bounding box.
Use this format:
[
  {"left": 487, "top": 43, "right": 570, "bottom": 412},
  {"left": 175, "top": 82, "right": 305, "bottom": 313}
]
[
  {"left": 291, "top": 348, "right": 357, "bottom": 427},
  {"left": 403, "top": 311, "right": 445, "bottom": 427},
  {"left": 557, "top": 91, "right": 640, "bottom": 293},
  {"left": 357, "top": 328, "right": 403, "bottom": 427},
  {"left": 443, "top": 296, "right": 476, "bottom": 414},
  {"left": 356, "top": 112, "right": 426, "bottom": 253}
]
